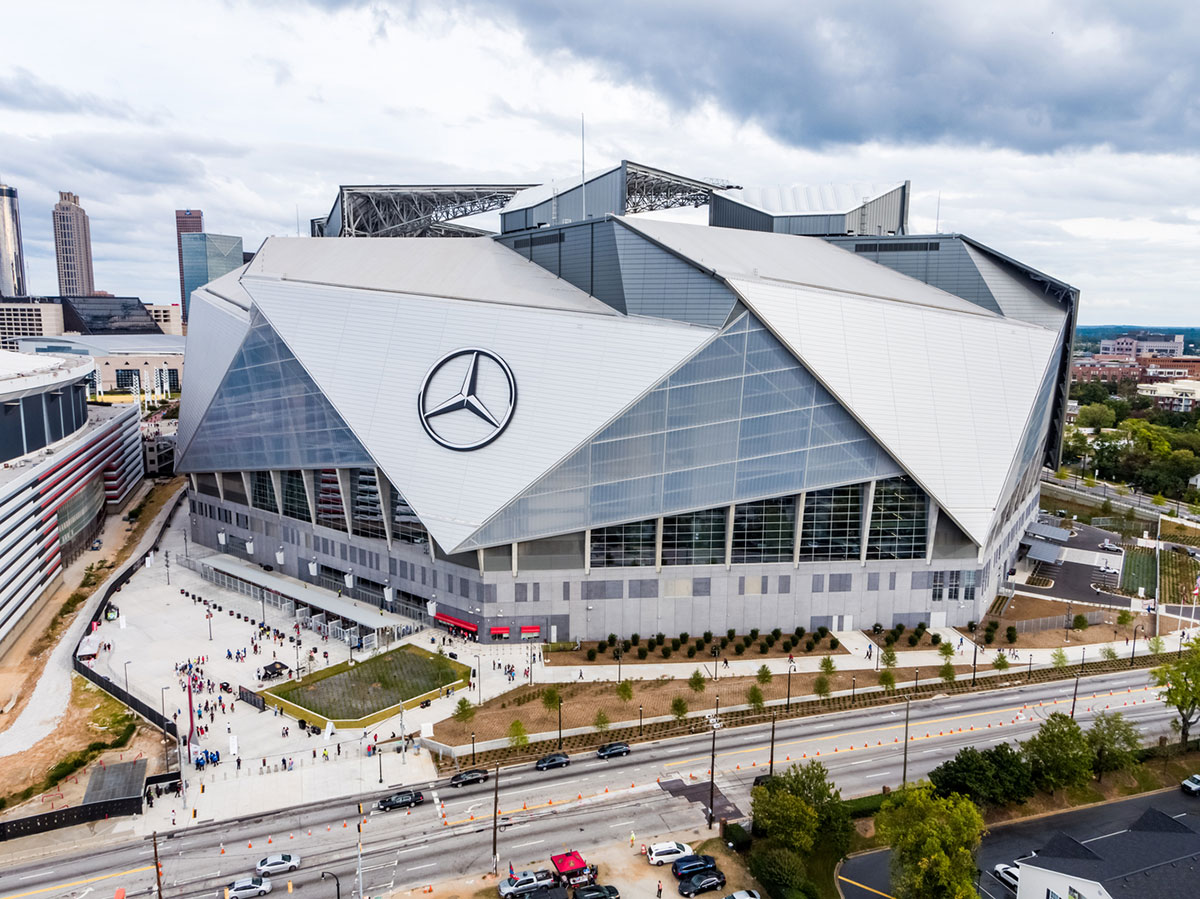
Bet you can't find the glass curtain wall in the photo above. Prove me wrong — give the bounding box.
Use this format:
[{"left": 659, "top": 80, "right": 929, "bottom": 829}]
[
  {"left": 281, "top": 470, "right": 310, "bottom": 522},
  {"left": 662, "top": 509, "right": 727, "bottom": 565},
  {"left": 732, "top": 497, "right": 796, "bottom": 563},
  {"left": 798, "top": 485, "right": 862, "bottom": 561},
  {"left": 316, "top": 469, "right": 345, "bottom": 530},
  {"left": 866, "top": 476, "right": 927, "bottom": 559},
  {"left": 591, "top": 520, "right": 656, "bottom": 568}
]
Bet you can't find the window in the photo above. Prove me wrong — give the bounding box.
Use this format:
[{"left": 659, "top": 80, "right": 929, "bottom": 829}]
[
  {"left": 281, "top": 471, "right": 310, "bottom": 522},
  {"left": 963, "top": 570, "right": 977, "bottom": 603},
  {"left": 931, "top": 571, "right": 945, "bottom": 601},
  {"left": 799, "top": 486, "right": 861, "bottom": 561},
  {"left": 812, "top": 574, "right": 824, "bottom": 593},
  {"left": 829, "top": 573, "right": 852, "bottom": 592},
  {"left": 733, "top": 497, "right": 795, "bottom": 563},
  {"left": 692, "top": 577, "right": 711, "bottom": 596},
  {"left": 629, "top": 579, "right": 658, "bottom": 599},
  {"left": 866, "top": 477, "right": 927, "bottom": 559},
  {"left": 662, "top": 509, "right": 726, "bottom": 565},
  {"left": 583, "top": 580, "right": 623, "bottom": 600},
  {"left": 778, "top": 575, "right": 791, "bottom": 594},
  {"left": 591, "top": 520, "right": 656, "bottom": 568},
  {"left": 867, "top": 572, "right": 879, "bottom": 591},
  {"left": 515, "top": 583, "right": 528, "bottom": 602},
  {"left": 947, "top": 570, "right": 960, "bottom": 602}
]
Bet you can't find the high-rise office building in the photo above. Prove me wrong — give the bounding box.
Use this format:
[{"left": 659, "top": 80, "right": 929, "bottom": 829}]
[
  {"left": 0, "top": 184, "right": 27, "bottom": 297},
  {"left": 175, "top": 209, "right": 204, "bottom": 308},
  {"left": 180, "top": 232, "right": 243, "bottom": 319},
  {"left": 53, "top": 191, "right": 96, "bottom": 296}
]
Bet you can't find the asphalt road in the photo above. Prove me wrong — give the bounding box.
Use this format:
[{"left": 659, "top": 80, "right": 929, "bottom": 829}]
[{"left": 0, "top": 668, "right": 1180, "bottom": 899}]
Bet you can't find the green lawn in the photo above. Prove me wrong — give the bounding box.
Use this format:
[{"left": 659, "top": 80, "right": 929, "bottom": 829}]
[
  {"left": 1120, "top": 547, "right": 1157, "bottom": 599},
  {"left": 1161, "top": 549, "right": 1200, "bottom": 607},
  {"left": 269, "top": 645, "right": 466, "bottom": 720}
]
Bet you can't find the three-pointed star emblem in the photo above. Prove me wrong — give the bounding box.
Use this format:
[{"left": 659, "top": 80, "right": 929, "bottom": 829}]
[{"left": 418, "top": 348, "right": 517, "bottom": 451}]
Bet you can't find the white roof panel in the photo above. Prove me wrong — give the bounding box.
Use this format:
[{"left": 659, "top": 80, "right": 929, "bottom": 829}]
[
  {"left": 729, "top": 276, "right": 1061, "bottom": 545},
  {"left": 244, "top": 236, "right": 616, "bottom": 315},
  {"left": 621, "top": 218, "right": 991, "bottom": 316},
  {"left": 717, "top": 182, "right": 904, "bottom": 216},
  {"left": 243, "top": 277, "right": 710, "bottom": 552}
]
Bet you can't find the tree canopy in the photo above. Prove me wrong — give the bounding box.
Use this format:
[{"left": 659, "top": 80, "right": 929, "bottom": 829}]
[
  {"left": 1086, "top": 711, "right": 1141, "bottom": 781},
  {"left": 876, "top": 784, "right": 985, "bottom": 899},
  {"left": 1152, "top": 640, "right": 1200, "bottom": 744},
  {"left": 1022, "top": 713, "right": 1093, "bottom": 791}
]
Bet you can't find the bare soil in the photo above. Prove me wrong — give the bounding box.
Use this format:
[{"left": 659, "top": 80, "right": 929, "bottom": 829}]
[
  {"left": 983, "top": 594, "right": 1149, "bottom": 651},
  {"left": 862, "top": 627, "right": 942, "bottom": 652},
  {"left": 434, "top": 663, "right": 971, "bottom": 745}
]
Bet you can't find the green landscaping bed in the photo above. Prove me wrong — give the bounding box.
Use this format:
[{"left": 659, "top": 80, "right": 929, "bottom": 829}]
[
  {"left": 267, "top": 645, "right": 467, "bottom": 723},
  {"left": 1120, "top": 547, "right": 1157, "bottom": 599}
]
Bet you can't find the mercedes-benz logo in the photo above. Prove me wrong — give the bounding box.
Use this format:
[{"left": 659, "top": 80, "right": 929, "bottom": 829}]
[{"left": 418, "top": 348, "right": 517, "bottom": 451}]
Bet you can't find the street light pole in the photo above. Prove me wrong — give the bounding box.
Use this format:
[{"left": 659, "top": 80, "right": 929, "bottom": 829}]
[
  {"left": 786, "top": 663, "right": 794, "bottom": 710},
  {"left": 768, "top": 712, "right": 776, "bottom": 776},
  {"left": 321, "top": 872, "right": 341, "bottom": 899},
  {"left": 472, "top": 732, "right": 476, "bottom": 765},
  {"left": 851, "top": 676, "right": 856, "bottom": 704},
  {"left": 901, "top": 695, "right": 912, "bottom": 788},
  {"left": 557, "top": 697, "right": 563, "bottom": 750},
  {"left": 971, "top": 638, "right": 979, "bottom": 686},
  {"left": 475, "top": 653, "right": 482, "bottom": 704},
  {"left": 378, "top": 742, "right": 383, "bottom": 784},
  {"left": 639, "top": 704, "right": 643, "bottom": 736},
  {"left": 1131, "top": 623, "right": 1144, "bottom": 667},
  {"left": 160, "top": 686, "right": 171, "bottom": 773},
  {"left": 491, "top": 762, "right": 501, "bottom": 874},
  {"left": 707, "top": 695, "right": 720, "bottom": 830},
  {"left": 124, "top": 660, "right": 132, "bottom": 694}
]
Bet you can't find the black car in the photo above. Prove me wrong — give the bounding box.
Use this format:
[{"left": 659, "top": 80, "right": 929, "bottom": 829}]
[
  {"left": 378, "top": 789, "right": 424, "bottom": 810},
  {"left": 671, "top": 856, "right": 716, "bottom": 879},
  {"left": 535, "top": 752, "right": 570, "bottom": 771},
  {"left": 678, "top": 872, "right": 725, "bottom": 897},
  {"left": 596, "top": 742, "right": 630, "bottom": 759},
  {"left": 574, "top": 886, "right": 620, "bottom": 899},
  {"left": 751, "top": 774, "right": 774, "bottom": 788},
  {"left": 450, "top": 768, "right": 489, "bottom": 787}
]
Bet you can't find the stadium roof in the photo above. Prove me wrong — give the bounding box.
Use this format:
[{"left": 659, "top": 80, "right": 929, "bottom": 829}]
[
  {"left": 315, "top": 183, "right": 536, "bottom": 238},
  {"left": 715, "top": 182, "right": 906, "bottom": 216}
]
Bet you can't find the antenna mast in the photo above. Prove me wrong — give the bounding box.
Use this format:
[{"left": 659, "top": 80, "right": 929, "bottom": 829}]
[{"left": 581, "top": 113, "right": 586, "bottom": 221}]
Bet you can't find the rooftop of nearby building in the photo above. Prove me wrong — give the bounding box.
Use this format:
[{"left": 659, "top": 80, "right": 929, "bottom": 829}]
[
  {"left": 16, "top": 334, "right": 185, "bottom": 355},
  {"left": 0, "top": 348, "right": 94, "bottom": 397},
  {"left": 715, "top": 182, "right": 906, "bottom": 216},
  {"left": 0, "top": 400, "right": 131, "bottom": 489}
]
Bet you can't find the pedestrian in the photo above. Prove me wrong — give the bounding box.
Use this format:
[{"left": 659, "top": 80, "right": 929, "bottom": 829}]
[
  {"left": 237, "top": 757, "right": 242, "bottom": 770},
  {"left": 171, "top": 809, "right": 176, "bottom": 826},
  {"left": 657, "top": 882, "right": 662, "bottom": 899},
  {"left": 630, "top": 831, "right": 636, "bottom": 850},
  {"left": 336, "top": 743, "right": 341, "bottom": 756},
  {"left": 578, "top": 669, "right": 584, "bottom": 681},
  {"left": 323, "top": 749, "right": 329, "bottom": 761}
]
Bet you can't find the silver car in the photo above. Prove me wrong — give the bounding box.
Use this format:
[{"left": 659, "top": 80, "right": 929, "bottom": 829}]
[
  {"left": 227, "top": 877, "right": 272, "bottom": 898},
  {"left": 256, "top": 854, "right": 300, "bottom": 875}
]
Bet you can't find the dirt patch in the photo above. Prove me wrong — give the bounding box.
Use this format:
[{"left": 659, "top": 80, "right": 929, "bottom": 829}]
[
  {"left": 977, "top": 595, "right": 1148, "bottom": 651},
  {"left": 862, "top": 626, "right": 943, "bottom": 652},
  {"left": 0, "top": 675, "right": 161, "bottom": 817},
  {"left": 434, "top": 663, "right": 971, "bottom": 745}
]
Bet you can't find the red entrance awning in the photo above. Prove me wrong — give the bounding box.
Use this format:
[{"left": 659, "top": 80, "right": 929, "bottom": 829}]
[
  {"left": 435, "top": 612, "right": 478, "bottom": 633},
  {"left": 520, "top": 625, "right": 541, "bottom": 635},
  {"left": 490, "top": 626, "right": 510, "bottom": 636}
]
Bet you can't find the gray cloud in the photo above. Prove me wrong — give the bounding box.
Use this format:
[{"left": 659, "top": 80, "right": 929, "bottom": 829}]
[
  {"left": 429, "top": 0, "right": 1200, "bottom": 154},
  {"left": 0, "top": 67, "right": 159, "bottom": 122}
]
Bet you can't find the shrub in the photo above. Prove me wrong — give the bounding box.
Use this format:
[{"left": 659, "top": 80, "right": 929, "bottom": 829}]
[
  {"left": 781, "top": 639, "right": 792, "bottom": 652},
  {"left": 804, "top": 640, "right": 815, "bottom": 652},
  {"left": 586, "top": 648, "right": 597, "bottom": 661},
  {"left": 735, "top": 644, "right": 745, "bottom": 655},
  {"left": 771, "top": 628, "right": 782, "bottom": 639},
  {"left": 829, "top": 637, "right": 840, "bottom": 650},
  {"left": 720, "top": 637, "right": 729, "bottom": 649},
  {"left": 983, "top": 631, "right": 995, "bottom": 645},
  {"left": 794, "top": 627, "right": 805, "bottom": 639},
  {"left": 872, "top": 622, "right": 884, "bottom": 634},
  {"left": 885, "top": 635, "right": 895, "bottom": 647},
  {"left": 622, "top": 639, "right": 631, "bottom": 652},
  {"left": 671, "top": 638, "right": 682, "bottom": 651},
  {"left": 661, "top": 646, "right": 672, "bottom": 659},
  {"left": 655, "top": 633, "right": 666, "bottom": 645},
  {"left": 908, "top": 634, "right": 919, "bottom": 646},
  {"left": 695, "top": 638, "right": 705, "bottom": 651},
  {"left": 703, "top": 631, "right": 713, "bottom": 643},
  {"left": 687, "top": 646, "right": 696, "bottom": 658},
  {"left": 988, "top": 619, "right": 1000, "bottom": 631},
  {"left": 1005, "top": 625, "right": 1018, "bottom": 643},
  {"left": 817, "top": 626, "right": 829, "bottom": 639},
  {"left": 894, "top": 623, "right": 906, "bottom": 635},
  {"left": 631, "top": 633, "right": 640, "bottom": 645},
  {"left": 750, "top": 628, "right": 760, "bottom": 640},
  {"left": 758, "top": 642, "right": 769, "bottom": 654},
  {"left": 727, "top": 628, "right": 736, "bottom": 640},
  {"left": 596, "top": 641, "right": 607, "bottom": 653},
  {"left": 967, "top": 620, "right": 977, "bottom": 632},
  {"left": 724, "top": 821, "right": 752, "bottom": 852},
  {"left": 1072, "top": 614, "right": 1090, "bottom": 631},
  {"left": 680, "top": 632, "right": 690, "bottom": 643},
  {"left": 930, "top": 633, "right": 941, "bottom": 645},
  {"left": 637, "top": 647, "right": 648, "bottom": 660}
]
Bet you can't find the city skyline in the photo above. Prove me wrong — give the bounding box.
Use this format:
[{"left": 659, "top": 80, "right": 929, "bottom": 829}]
[{"left": 0, "top": 2, "right": 1197, "bottom": 322}]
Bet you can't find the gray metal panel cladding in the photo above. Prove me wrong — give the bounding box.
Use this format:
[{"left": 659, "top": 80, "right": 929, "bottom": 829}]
[
  {"left": 590, "top": 222, "right": 626, "bottom": 314},
  {"left": 709, "top": 194, "right": 773, "bottom": 232},
  {"left": 611, "top": 223, "right": 735, "bottom": 326}
]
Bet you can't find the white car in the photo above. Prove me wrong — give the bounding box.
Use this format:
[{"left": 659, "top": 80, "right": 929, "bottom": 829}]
[
  {"left": 1098, "top": 540, "right": 1121, "bottom": 553},
  {"left": 256, "top": 854, "right": 300, "bottom": 875},
  {"left": 992, "top": 864, "right": 1019, "bottom": 891},
  {"left": 227, "top": 877, "right": 272, "bottom": 899},
  {"left": 1181, "top": 774, "right": 1200, "bottom": 795},
  {"left": 647, "top": 842, "right": 692, "bottom": 866},
  {"left": 722, "top": 892, "right": 761, "bottom": 899}
]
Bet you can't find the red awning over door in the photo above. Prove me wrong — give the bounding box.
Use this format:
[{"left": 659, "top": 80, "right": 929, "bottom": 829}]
[
  {"left": 519, "top": 625, "right": 540, "bottom": 635},
  {"left": 435, "top": 612, "right": 478, "bottom": 633}
]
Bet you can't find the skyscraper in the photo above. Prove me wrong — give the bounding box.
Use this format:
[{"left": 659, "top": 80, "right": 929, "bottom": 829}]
[
  {"left": 175, "top": 209, "right": 204, "bottom": 309},
  {"left": 53, "top": 191, "right": 96, "bottom": 296},
  {"left": 0, "top": 184, "right": 27, "bottom": 297},
  {"left": 180, "top": 232, "right": 243, "bottom": 319}
]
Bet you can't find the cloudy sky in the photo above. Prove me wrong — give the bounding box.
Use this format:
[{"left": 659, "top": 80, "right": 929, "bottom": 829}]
[{"left": 2, "top": 0, "right": 1198, "bottom": 324}]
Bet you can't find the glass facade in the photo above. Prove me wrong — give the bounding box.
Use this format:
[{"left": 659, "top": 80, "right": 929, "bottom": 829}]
[
  {"left": 662, "top": 509, "right": 726, "bottom": 566},
  {"left": 390, "top": 487, "right": 428, "bottom": 545},
  {"left": 181, "top": 232, "right": 244, "bottom": 319},
  {"left": 732, "top": 497, "right": 796, "bottom": 563},
  {"left": 181, "top": 311, "right": 375, "bottom": 473},
  {"left": 281, "top": 470, "right": 310, "bottom": 522},
  {"left": 349, "top": 469, "right": 387, "bottom": 539},
  {"left": 465, "top": 312, "right": 900, "bottom": 549},
  {"left": 250, "top": 470, "right": 276, "bottom": 512},
  {"left": 60, "top": 295, "right": 159, "bottom": 334},
  {"left": 316, "top": 469, "right": 346, "bottom": 530},
  {"left": 591, "top": 520, "right": 656, "bottom": 568},
  {"left": 798, "top": 485, "right": 862, "bottom": 561},
  {"left": 866, "top": 476, "right": 927, "bottom": 560}
]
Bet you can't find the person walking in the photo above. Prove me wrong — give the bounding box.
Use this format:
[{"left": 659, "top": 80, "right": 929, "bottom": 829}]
[
  {"left": 657, "top": 882, "right": 662, "bottom": 898},
  {"left": 630, "top": 831, "right": 636, "bottom": 850}
]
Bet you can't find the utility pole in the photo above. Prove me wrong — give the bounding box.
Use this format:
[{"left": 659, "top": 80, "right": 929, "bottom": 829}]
[
  {"left": 491, "top": 762, "right": 501, "bottom": 874},
  {"left": 901, "top": 696, "right": 911, "bottom": 788},
  {"left": 768, "top": 713, "right": 776, "bottom": 776},
  {"left": 707, "top": 696, "right": 721, "bottom": 829},
  {"left": 152, "top": 831, "right": 163, "bottom": 899}
]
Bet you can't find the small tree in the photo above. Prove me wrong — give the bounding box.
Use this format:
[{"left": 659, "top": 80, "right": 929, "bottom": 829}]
[
  {"left": 992, "top": 653, "right": 1010, "bottom": 671},
  {"left": 881, "top": 646, "right": 898, "bottom": 670},
  {"left": 879, "top": 669, "right": 896, "bottom": 691},
  {"left": 508, "top": 719, "right": 529, "bottom": 749},
  {"left": 541, "top": 686, "right": 561, "bottom": 712},
  {"left": 1087, "top": 711, "right": 1140, "bottom": 782},
  {"left": 671, "top": 696, "right": 689, "bottom": 722},
  {"left": 1022, "top": 712, "right": 1093, "bottom": 792},
  {"left": 688, "top": 669, "right": 706, "bottom": 693},
  {"left": 593, "top": 709, "right": 610, "bottom": 732},
  {"left": 757, "top": 664, "right": 773, "bottom": 685},
  {"left": 1148, "top": 635, "right": 1165, "bottom": 655},
  {"left": 1101, "top": 645, "right": 1119, "bottom": 662},
  {"left": 1153, "top": 493, "right": 1167, "bottom": 507},
  {"left": 814, "top": 675, "right": 831, "bottom": 700},
  {"left": 747, "top": 684, "right": 765, "bottom": 712},
  {"left": 1051, "top": 647, "right": 1069, "bottom": 669},
  {"left": 1072, "top": 614, "right": 1090, "bottom": 631},
  {"left": 451, "top": 697, "right": 476, "bottom": 723},
  {"left": 819, "top": 655, "right": 837, "bottom": 676},
  {"left": 938, "top": 642, "right": 955, "bottom": 661},
  {"left": 616, "top": 679, "right": 633, "bottom": 703},
  {"left": 877, "top": 784, "right": 984, "bottom": 899},
  {"left": 1117, "top": 609, "right": 1135, "bottom": 628},
  {"left": 939, "top": 660, "right": 957, "bottom": 683},
  {"left": 1152, "top": 641, "right": 1200, "bottom": 744}
]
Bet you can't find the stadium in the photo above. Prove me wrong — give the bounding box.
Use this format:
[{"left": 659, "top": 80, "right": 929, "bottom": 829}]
[{"left": 177, "top": 162, "right": 1077, "bottom": 643}]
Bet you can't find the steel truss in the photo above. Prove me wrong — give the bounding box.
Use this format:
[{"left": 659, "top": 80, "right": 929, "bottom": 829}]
[
  {"left": 623, "top": 162, "right": 736, "bottom": 213},
  {"left": 325, "top": 185, "right": 535, "bottom": 238}
]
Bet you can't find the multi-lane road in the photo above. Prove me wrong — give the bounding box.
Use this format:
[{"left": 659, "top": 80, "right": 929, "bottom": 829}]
[{"left": 0, "top": 668, "right": 1176, "bottom": 899}]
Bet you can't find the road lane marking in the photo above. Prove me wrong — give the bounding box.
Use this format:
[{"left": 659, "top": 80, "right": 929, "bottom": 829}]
[
  {"left": 397, "top": 846, "right": 425, "bottom": 854},
  {"left": 863, "top": 772, "right": 891, "bottom": 778},
  {"left": 608, "top": 821, "right": 635, "bottom": 827},
  {"left": 407, "top": 863, "right": 436, "bottom": 871},
  {"left": 0, "top": 866, "right": 154, "bottom": 899},
  {"left": 836, "top": 875, "right": 895, "bottom": 898},
  {"left": 513, "top": 840, "right": 545, "bottom": 848},
  {"left": 15, "top": 874, "right": 54, "bottom": 882},
  {"left": 363, "top": 864, "right": 391, "bottom": 872}
]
